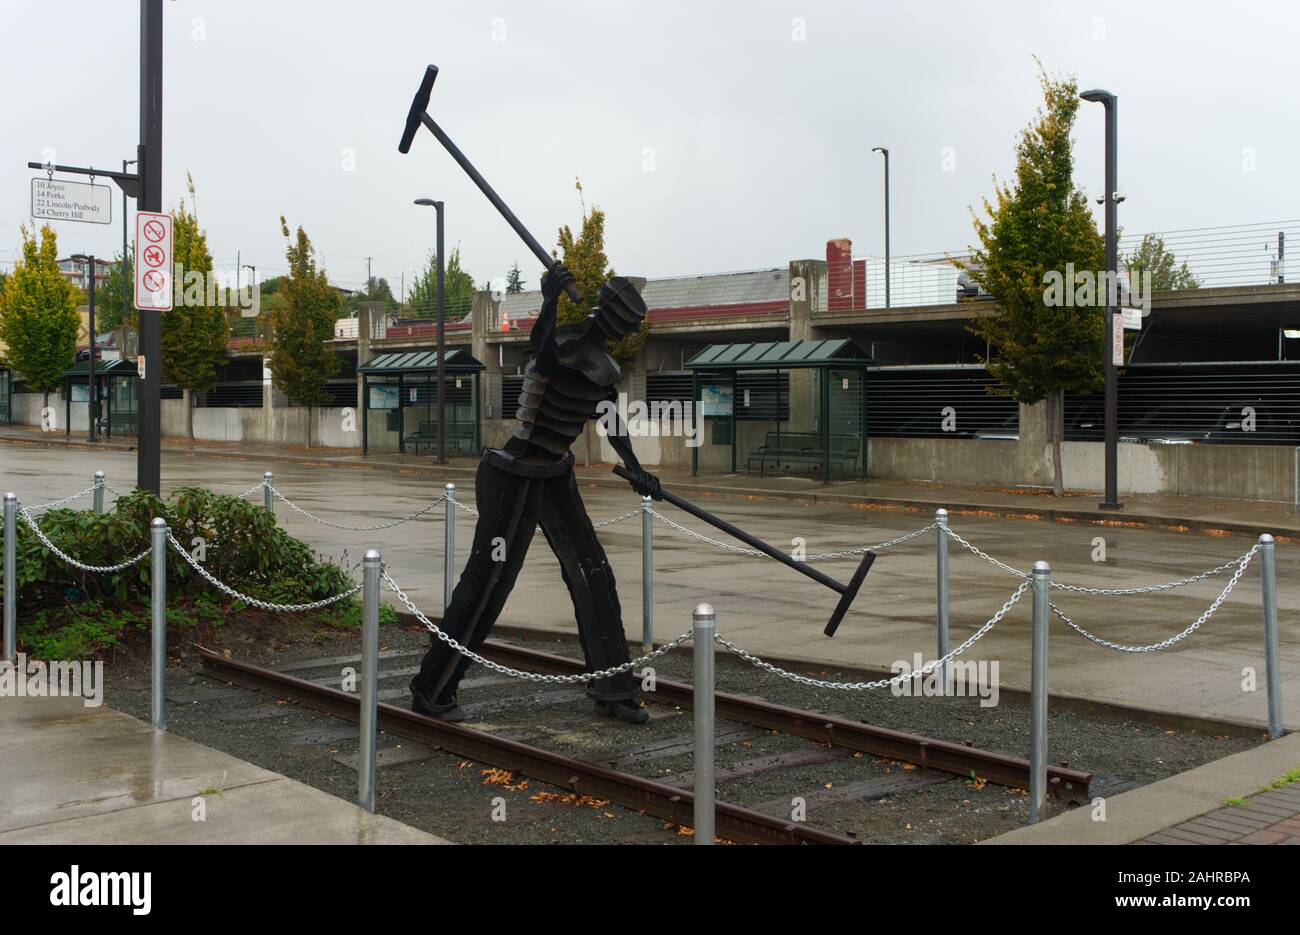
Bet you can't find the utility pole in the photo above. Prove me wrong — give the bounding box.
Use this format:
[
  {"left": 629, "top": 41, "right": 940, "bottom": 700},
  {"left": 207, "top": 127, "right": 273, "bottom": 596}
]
[
  {"left": 137, "top": 0, "right": 164, "bottom": 494},
  {"left": 122, "top": 158, "right": 136, "bottom": 338},
  {"left": 414, "top": 199, "right": 447, "bottom": 463},
  {"left": 872, "top": 147, "right": 891, "bottom": 308},
  {"left": 1081, "top": 89, "right": 1121, "bottom": 511},
  {"left": 366, "top": 256, "right": 373, "bottom": 296}
]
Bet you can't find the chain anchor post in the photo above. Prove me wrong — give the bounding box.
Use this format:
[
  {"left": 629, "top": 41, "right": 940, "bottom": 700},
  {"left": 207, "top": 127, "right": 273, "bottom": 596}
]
[
  {"left": 1030, "top": 560, "right": 1050, "bottom": 824},
  {"left": 692, "top": 602, "right": 716, "bottom": 845},
  {"left": 263, "top": 472, "right": 274, "bottom": 515},
  {"left": 359, "top": 549, "right": 382, "bottom": 812},
  {"left": 642, "top": 496, "right": 654, "bottom": 653},
  {"left": 1259, "top": 534, "right": 1283, "bottom": 739},
  {"left": 443, "top": 483, "right": 456, "bottom": 610},
  {"left": 3, "top": 493, "right": 16, "bottom": 664},
  {"left": 150, "top": 517, "right": 168, "bottom": 731},
  {"left": 936, "top": 508, "right": 949, "bottom": 693},
  {"left": 93, "top": 471, "right": 105, "bottom": 514}
]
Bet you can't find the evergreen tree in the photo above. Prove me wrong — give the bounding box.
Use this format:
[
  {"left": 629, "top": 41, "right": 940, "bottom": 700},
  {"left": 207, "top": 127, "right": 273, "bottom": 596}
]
[
  {"left": 408, "top": 246, "right": 476, "bottom": 318},
  {"left": 505, "top": 262, "right": 525, "bottom": 294},
  {"left": 265, "top": 217, "right": 341, "bottom": 447},
  {"left": 958, "top": 63, "right": 1105, "bottom": 496},
  {"left": 0, "top": 224, "right": 80, "bottom": 410}
]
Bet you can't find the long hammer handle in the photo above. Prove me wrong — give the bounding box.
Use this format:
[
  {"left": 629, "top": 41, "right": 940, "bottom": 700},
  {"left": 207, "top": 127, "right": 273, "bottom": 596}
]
[
  {"left": 416, "top": 112, "right": 581, "bottom": 305},
  {"left": 614, "top": 466, "right": 843, "bottom": 593}
]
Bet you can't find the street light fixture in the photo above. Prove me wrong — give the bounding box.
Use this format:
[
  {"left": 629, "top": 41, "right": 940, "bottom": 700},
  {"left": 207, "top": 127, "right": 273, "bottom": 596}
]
[
  {"left": 871, "top": 147, "right": 890, "bottom": 308},
  {"left": 70, "top": 253, "right": 98, "bottom": 442},
  {"left": 414, "top": 198, "right": 447, "bottom": 464},
  {"left": 1080, "top": 88, "right": 1122, "bottom": 510}
]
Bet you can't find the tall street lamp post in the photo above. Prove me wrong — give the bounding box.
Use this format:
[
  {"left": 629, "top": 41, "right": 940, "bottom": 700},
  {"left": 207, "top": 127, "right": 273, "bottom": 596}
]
[
  {"left": 414, "top": 198, "right": 447, "bottom": 464},
  {"left": 871, "top": 146, "right": 890, "bottom": 308},
  {"left": 1080, "top": 88, "right": 1122, "bottom": 511}
]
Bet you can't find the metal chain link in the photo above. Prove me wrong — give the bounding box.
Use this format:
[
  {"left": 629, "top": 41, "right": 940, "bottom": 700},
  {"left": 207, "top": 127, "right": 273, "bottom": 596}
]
[
  {"left": 268, "top": 484, "right": 445, "bottom": 531},
  {"left": 28, "top": 484, "right": 99, "bottom": 512},
  {"left": 382, "top": 568, "right": 693, "bottom": 684},
  {"left": 18, "top": 505, "right": 151, "bottom": 573},
  {"left": 1051, "top": 545, "right": 1259, "bottom": 653},
  {"left": 940, "top": 524, "right": 1254, "bottom": 595},
  {"left": 167, "top": 531, "right": 361, "bottom": 612},
  {"left": 236, "top": 482, "right": 266, "bottom": 500},
  {"left": 453, "top": 499, "right": 480, "bottom": 516},
  {"left": 648, "top": 507, "right": 935, "bottom": 560},
  {"left": 715, "top": 578, "right": 1032, "bottom": 690}
]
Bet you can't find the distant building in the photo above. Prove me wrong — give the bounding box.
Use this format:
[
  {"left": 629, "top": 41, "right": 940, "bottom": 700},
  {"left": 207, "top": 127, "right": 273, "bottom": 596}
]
[{"left": 57, "top": 256, "right": 112, "bottom": 291}]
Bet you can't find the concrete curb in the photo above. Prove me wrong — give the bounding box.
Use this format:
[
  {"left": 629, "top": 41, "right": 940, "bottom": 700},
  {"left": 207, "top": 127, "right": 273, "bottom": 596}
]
[
  {"left": 979, "top": 731, "right": 1300, "bottom": 844},
  {"left": 2, "top": 432, "right": 1294, "bottom": 539}
]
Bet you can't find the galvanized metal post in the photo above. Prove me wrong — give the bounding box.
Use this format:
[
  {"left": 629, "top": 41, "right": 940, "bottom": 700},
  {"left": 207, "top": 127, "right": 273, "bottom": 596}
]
[
  {"left": 3, "top": 493, "right": 16, "bottom": 664},
  {"left": 359, "top": 548, "right": 382, "bottom": 812},
  {"left": 443, "top": 483, "right": 456, "bottom": 610},
  {"left": 93, "top": 471, "right": 105, "bottom": 514},
  {"left": 692, "top": 603, "right": 716, "bottom": 844},
  {"left": 1259, "top": 534, "right": 1283, "bottom": 739},
  {"left": 1029, "top": 560, "right": 1050, "bottom": 823},
  {"left": 263, "top": 472, "right": 274, "bottom": 515},
  {"left": 150, "top": 517, "right": 168, "bottom": 731},
  {"left": 936, "top": 508, "right": 949, "bottom": 693},
  {"left": 641, "top": 496, "right": 654, "bottom": 653}
]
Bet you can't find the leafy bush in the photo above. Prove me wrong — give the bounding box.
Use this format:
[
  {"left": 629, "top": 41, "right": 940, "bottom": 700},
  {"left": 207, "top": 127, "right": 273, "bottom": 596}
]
[{"left": 6, "top": 487, "right": 359, "bottom": 657}]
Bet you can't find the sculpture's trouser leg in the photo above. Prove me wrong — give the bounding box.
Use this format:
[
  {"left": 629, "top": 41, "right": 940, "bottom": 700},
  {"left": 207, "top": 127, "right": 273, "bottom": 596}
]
[
  {"left": 538, "top": 467, "right": 639, "bottom": 702},
  {"left": 410, "top": 458, "right": 543, "bottom": 707}
]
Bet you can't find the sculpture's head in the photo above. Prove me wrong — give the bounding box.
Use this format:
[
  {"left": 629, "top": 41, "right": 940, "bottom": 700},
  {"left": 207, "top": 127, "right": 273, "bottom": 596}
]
[{"left": 591, "top": 277, "right": 647, "bottom": 341}]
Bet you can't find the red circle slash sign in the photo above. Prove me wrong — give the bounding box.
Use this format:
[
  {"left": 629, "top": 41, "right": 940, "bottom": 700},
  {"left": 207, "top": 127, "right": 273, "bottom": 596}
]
[
  {"left": 143, "top": 245, "right": 166, "bottom": 268},
  {"left": 142, "top": 270, "right": 166, "bottom": 293},
  {"left": 143, "top": 219, "right": 166, "bottom": 243}
]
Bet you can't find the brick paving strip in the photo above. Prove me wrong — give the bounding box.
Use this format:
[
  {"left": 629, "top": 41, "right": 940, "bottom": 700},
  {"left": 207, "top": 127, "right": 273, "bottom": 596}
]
[{"left": 1139, "top": 785, "right": 1300, "bottom": 845}]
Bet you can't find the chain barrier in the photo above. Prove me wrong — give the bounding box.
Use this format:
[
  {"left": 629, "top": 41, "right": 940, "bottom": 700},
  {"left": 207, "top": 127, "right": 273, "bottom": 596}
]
[
  {"left": 17, "top": 504, "right": 151, "bottom": 573},
  {"left": 940, "top": 523, "right": 1254, "bottom": 595},
  {"left": 1050, "top": 545, "right": 1260, "bottom": 653},
  {"left": 167, "top": 531, "right": 361, "bottom": 612},
  {"left": 648, "top": 507, "right": 936, "bottom": 560},
  {"left": 28, "top": 484, "right": 99, "bottom": 513},
  {"left": 715, "top": 578, "right": 1032, "bottom": 690},
  {"left": 267, "top": 483, "right": 445, "bottom": 531},
  {"left": 382, "top": 568, "right": 692, "bottom": 684}
]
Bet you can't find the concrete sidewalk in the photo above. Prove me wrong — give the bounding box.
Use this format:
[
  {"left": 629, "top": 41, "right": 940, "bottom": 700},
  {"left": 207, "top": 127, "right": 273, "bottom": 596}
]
[
  {"left": 2, "top": 423, "right": 1295, "bottom": 538},
  {"left": 982, "top": 731, "right": 1300, "bottom": 845},
  {"left": 0, "top": 695, "right": 449, "bottom": 844}
]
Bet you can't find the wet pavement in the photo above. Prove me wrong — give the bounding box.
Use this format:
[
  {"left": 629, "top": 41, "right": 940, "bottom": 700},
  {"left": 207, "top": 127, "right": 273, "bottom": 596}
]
[{"left": 2, "top": 442, "right": 1296, "bottom": 729}]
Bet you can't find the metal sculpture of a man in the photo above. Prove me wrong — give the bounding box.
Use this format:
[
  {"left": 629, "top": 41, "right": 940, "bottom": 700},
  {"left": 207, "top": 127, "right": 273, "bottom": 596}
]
[{"left": 410, "top": 265, "right": 660, "bottom": 724}]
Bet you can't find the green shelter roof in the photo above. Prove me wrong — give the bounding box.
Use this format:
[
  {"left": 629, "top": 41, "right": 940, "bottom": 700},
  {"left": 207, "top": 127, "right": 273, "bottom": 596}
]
[
  {"left": 685, "top": 339, "right": 872, "bottom": 370},
  {"left": 358, "top": 349, "right": 485, "bottom": 375},
  {"left": 63, "top": 357, "right": 138, "bottom": 378}
]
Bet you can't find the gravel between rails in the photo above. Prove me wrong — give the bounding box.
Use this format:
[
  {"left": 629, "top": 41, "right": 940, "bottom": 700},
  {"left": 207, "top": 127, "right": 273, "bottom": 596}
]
[{"left": 101, "top": 622, "right": 1263, "bottom": 845}]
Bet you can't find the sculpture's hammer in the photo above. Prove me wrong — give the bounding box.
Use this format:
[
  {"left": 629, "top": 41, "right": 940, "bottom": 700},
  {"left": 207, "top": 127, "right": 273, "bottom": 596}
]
[{"left": 398, "top": 65, "right": 582, "bottom": 303}]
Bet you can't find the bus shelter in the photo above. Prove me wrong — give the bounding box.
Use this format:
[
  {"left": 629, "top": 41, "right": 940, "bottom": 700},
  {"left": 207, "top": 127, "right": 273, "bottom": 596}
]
[
  {"left": 359, "top": 349, "right": 485, "bottom": 456},
  {"left": 62, "top": 357, "right": 138, "bottom": 438},
  {"left": 685, "top": 339, "right": 872, "bottom": 482}
]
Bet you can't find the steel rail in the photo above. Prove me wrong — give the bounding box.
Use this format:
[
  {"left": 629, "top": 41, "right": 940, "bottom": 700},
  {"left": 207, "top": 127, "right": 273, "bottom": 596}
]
[
  {"left": 193, "top": 647, "right": 856, "bottom": 846},
  {"left": 474, "top": 637, "right": 1093, "bottom": 803}
]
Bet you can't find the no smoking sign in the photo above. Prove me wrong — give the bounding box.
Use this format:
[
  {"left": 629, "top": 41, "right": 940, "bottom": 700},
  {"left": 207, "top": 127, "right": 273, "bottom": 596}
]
[{"left": 134, "top": 211, "right": 173, "bottom": 311}]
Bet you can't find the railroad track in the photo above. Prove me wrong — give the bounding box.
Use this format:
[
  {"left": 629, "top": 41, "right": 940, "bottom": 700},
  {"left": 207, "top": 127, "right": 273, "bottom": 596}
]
[{"left": 193, "top": 630, "right": 1090, "bottom": 845}]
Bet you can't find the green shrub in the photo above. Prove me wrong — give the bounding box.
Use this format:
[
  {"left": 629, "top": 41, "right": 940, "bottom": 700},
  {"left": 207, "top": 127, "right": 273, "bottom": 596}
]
[{"left": 5, "top": 487, "right": 358, "bottom": 657}]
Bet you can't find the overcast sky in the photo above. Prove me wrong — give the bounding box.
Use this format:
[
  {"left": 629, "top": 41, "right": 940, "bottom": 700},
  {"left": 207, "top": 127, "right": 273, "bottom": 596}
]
[{"left": 3, "top": 0, "right": 1297, "bottom": 294}]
